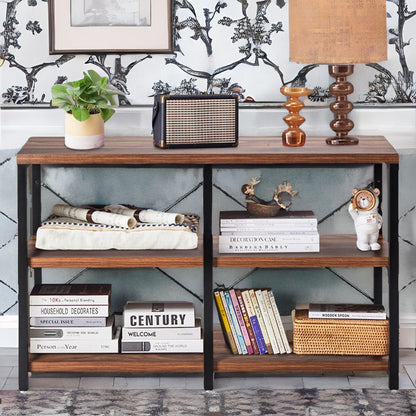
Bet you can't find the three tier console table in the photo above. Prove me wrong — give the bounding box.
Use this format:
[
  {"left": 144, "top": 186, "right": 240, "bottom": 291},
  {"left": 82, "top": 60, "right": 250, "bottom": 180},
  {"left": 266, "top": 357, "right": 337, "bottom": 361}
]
[{"left": 17, "top": 136, "right": 399, "bottom": 391}]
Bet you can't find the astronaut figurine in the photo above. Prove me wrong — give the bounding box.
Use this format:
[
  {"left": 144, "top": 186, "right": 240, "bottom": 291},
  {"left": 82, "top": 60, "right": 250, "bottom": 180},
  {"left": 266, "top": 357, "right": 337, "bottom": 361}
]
[{"left": 348, "top": 187, "right": 382, "bottom": 251}]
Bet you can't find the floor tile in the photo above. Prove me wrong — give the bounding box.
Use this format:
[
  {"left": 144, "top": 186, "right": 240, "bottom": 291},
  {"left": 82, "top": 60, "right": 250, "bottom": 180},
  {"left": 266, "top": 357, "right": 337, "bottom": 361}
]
[
  {"left": 8, "top": 367, "right": 18, "bottom": 378},
  {"left": 400, "top": 373, "right": 415, "bottom": 389},
  {"left": 347, "top": 375, "right": 389, "bottom": 389},
  {"left": 113, "top": 376, "right": 160, "bottom": 389},
  {"left": 79, "top": 376, "right": 114, "bottom": 389},
  {"left": 159, "top": 377, "right": 187, "bottom": 389},
  {"left": 401, "top": 349, "right": 416, "bottom": 364},
  {"left": 2, "top": 378, "right": 18, "bottom": 390},
  {"left": 0, "top": 366, "right": 13, "bottom": 378},
  {"left": 0, "top": 355, "right": 18, "bottom": 367},
  {"left": 303, "top": 376, "right": 351, "bottom": 389},
  {"left": 404, "top": 365, "right": 416, "bottom": 386},
  {"left": 185, "top": 376, "right": 204, "bottom": 389},
  {"left": 215, "top": 376, "right": 304, "bottom": 390},
  {"left": 30, "top": 376, "right": 80, "bottom": 390}
]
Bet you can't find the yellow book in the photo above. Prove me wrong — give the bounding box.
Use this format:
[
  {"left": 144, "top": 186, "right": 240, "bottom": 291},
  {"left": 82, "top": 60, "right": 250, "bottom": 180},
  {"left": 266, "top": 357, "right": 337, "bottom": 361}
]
[{"left": 214, "top": 290, "right": 238, "bottom": 354}]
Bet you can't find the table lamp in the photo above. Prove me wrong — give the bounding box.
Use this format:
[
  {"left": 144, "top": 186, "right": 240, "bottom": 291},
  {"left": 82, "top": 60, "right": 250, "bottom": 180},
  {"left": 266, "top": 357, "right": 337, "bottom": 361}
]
[{"left": 288, "top": 0, "right": 387, "bottom": 145}]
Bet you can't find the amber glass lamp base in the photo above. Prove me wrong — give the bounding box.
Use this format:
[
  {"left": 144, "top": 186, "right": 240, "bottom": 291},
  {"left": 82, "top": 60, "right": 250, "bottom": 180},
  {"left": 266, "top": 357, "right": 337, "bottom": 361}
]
[
  {"left": 327, "top": 64, "right": 359, "bottom": 145},
  {"left": 280, "top": 86, "right": 313, "bottom": 147}
]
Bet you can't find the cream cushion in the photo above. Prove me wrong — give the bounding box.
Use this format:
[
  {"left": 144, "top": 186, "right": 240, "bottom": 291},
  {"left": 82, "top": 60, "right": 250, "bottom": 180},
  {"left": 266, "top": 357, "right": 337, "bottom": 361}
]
[{"left": 35, "top": 216, "right": 198, "bottom": 250}]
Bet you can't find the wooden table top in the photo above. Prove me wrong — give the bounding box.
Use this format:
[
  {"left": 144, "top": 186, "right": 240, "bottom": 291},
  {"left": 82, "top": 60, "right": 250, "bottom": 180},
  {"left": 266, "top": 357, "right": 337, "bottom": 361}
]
[{"left": 17, "top": 136, "right": 399, "bottom": 165}]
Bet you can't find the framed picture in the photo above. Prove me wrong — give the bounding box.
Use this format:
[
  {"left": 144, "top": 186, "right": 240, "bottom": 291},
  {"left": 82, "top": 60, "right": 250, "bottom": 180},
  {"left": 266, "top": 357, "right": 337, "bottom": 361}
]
[{"left": 48, "top": 0, "right": 173, "bottom": 54}]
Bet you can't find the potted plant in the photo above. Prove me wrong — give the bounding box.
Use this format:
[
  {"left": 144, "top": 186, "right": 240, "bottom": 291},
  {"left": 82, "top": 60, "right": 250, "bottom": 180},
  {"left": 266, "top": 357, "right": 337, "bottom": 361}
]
[{"left": 51, "top": 69, "right": 123, "bottom": 150}]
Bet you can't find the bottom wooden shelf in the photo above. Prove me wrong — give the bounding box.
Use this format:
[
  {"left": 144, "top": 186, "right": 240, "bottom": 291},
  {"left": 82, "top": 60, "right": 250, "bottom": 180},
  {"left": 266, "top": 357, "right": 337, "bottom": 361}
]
[
  {"left": 214, "top": 328, "right": 388, "bottom": 373},
  {"left": 29, "top": 352, "right": 204, "bottom": 374},
  {"left": 29, "top": 328, "right": 388, "bottom": 375}
]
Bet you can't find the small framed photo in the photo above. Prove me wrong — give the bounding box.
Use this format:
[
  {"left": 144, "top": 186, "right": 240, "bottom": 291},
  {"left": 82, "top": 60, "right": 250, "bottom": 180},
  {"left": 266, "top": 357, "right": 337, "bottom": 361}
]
[{"left": 48, "top": 0, "right": 173, "bottom": 54}]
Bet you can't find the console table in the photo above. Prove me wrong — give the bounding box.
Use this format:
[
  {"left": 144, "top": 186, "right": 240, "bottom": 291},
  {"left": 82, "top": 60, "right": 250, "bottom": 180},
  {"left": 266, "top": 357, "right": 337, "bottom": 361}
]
[{"left": 17, "top": 136, "right": 399, "bottom": 390}]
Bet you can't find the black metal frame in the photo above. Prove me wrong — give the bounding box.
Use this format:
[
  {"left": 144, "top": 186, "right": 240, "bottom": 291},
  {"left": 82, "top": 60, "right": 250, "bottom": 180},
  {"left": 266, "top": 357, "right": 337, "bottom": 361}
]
[{"left": 17, "top": 160, "right": 400, "bottom": 391}]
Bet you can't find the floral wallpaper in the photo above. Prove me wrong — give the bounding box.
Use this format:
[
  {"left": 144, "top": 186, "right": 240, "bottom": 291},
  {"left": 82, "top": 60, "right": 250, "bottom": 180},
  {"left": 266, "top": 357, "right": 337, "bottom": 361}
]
[{"left": 1, "top": 0, "right": 416, "bottom": 105}]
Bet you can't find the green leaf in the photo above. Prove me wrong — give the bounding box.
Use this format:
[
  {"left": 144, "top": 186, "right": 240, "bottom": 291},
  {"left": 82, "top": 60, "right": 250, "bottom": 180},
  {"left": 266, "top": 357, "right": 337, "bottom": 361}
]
[
  {"left": 72, "top": 108, "right": 91, "bottom": 122},
  {"left": 87, "top": 69, "right": 103, "bottom": 85},
  {"left": 100, "top": 108, "right": 115, "bottom": 122}
]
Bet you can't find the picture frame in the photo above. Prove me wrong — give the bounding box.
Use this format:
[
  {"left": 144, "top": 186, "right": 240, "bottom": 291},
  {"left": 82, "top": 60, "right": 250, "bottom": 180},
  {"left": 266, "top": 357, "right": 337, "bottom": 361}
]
[{"left": 48, "top": 0, "right": 173, "bottom": 54}]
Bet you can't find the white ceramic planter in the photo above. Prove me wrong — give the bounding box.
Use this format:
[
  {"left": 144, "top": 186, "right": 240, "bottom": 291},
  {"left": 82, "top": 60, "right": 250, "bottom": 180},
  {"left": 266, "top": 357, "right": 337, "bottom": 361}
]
[{"left": 64, "top": 112, "right": 105, "bottom": 150}]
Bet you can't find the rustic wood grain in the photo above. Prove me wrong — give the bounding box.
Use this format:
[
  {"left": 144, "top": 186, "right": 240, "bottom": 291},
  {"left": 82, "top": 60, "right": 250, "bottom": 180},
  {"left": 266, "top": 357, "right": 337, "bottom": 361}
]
[
  {"left": 28, "top": 236, "right": 203, "bottom": 268},
  {"left": 28, "top": 327, "right": 388, "bottom": 374},
  {"left": 17, "top": 136, "right": 399, "bottom": 165},
  {"left": 214, "top": 235, "right": 389, "bottom": 268}
]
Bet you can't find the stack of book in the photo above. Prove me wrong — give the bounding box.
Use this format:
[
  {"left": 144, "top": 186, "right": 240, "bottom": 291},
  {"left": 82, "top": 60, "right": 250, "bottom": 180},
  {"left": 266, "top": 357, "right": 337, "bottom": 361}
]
[
  {"left": 218, "top": 210, "right": 319, "bottom": 253},
  {"left": 214, "top": 288, "right": 291, "bottom": 355},
  {"left": 308, "top": 303, "right": 387, "bottom": 320},
  {"left": 29, "top": 283, "right": 119, "bottom": 353},
  {"left": 121, "top": 301, "right": 203, "bottom": 353}
]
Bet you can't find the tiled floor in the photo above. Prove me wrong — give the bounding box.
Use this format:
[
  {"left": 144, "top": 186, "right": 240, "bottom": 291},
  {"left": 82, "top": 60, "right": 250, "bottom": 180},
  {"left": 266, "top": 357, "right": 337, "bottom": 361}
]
[{"left": 1, "top": 348, "right": 415, "bottom": 391}]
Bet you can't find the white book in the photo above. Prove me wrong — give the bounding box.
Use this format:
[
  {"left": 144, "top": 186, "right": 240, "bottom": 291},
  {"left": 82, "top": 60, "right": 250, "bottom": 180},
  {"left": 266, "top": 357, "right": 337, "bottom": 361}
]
[
  {"left": 220, "top": 211, "right": 317, "bottom": 227},
  {"left": 255, "top": 289, "right": 280, "bottom": 354},
  {"left": 29, "top": 304, "right": 109, "bottom": 318},
  {"left": 308, "top": 303, "right": 387, "bottom": 320},
  {"left": 29, "top": 316, "right": 108, "bottom": 327},
  {"left": 261, "top": 290, "right": 285, "bottom": 354},
  {"left": 249, "top": 289, "right": 272, "bottom": 354},
  {"left": 241, "top": 290, "right": 267, "bottom": 355},
  {"left": 122, "top": 319, "right": 201, "bottom": 340},
  {"left": 29, "top": 327, "right": 120, "bottom": 353},
  {"left": 121, "top": 339, "right": 203, "bottom": 353},
  {"left": 123, "top": 301, "right": 195, "bottom": 328},
  {"left": 219, "top": 242, "right": 319, "bottom": 253},
  {"left": 221, "top": 230, "right": 319, "bottom": 237},
  {"left": 30, "top": 316, "right": 114, "bottom": 340},
  {"left": 29, "top": 284, "right": 111, "bottom": 305},
  {"left": 268, "top": 290, "right": 292, "bottom": 353},
  {"left": 220, "top": 291, "right": 242, "bottom": 354},
  {"left": 219, "top": 233, "right": 319, "bottom": 244},
  {"left": 220, "top": 224, "right": 318, "bottom": 232}
]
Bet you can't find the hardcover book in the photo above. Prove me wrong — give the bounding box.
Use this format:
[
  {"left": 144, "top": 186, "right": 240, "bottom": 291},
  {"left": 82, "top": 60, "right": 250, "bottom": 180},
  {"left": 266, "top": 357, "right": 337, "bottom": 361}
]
[
  {"left": 30, "top": 315, "right": 114, "bottom": 340},
  {"left": 255, "top": 289, "right": 281, "bottom": 354},
  {"left": 218, "top": 240, "right": 319, "bottom": 253},
  {"left": 235, "top": 289, "right": 259, "bottom": 354},
  {"left": 241, "top": 290, "right": 267, "bottom": 354},
  {"left": 267, "top": 290, "right": 292, "bottom": 353},
  {"left": 223, "top": 291, "right": 247, "bottom": 354},
  {"left": 121, "top": 318, "right": 201, "bottom": 340},
  {"left": 121, "top": 338, "right": 203, "bottom": 353},
  {"left": 29, "top": 284, "right": 111, "bottom": 305},
  {"left": 230, "top": 289, "right": 254, "bottom": 354},
  {"left": 29, "top": 304, "right": 109, "bottom": 318},
  {"left": 123, "top": 301, "right": 195, "bottom": 328},
  {"left": 220, "top": 211, "right": 317, "bottom": 227},
  {"left": 29, "top": 326, "right": 120, "bottom": 353},
  {"left": 249, "top": 289, "right": 273, "bottom": 354},
  {"left": 220, "top": 291, "right": 242, "bottom": 354},
  {"left": 29, "top": 316, "right": 108, "bottom": 327},
  {"left": 308, "top": 303, "right": 387, "bottom": 320},
  {"left": 214, "top": 291, "right": 238, "bottom": 354},
  {"left": 261, "top": 289, "right": 284, "bottom": 354}
]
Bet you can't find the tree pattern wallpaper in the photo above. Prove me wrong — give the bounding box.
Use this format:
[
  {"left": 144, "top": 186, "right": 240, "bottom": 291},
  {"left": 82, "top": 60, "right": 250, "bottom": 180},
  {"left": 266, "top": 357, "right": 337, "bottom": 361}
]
[
  {"left": 0, "top": 0, "right": 415, "bottom": 105},
  {"left": 0, "top": 0, "right": 415, "bottom": 320}
]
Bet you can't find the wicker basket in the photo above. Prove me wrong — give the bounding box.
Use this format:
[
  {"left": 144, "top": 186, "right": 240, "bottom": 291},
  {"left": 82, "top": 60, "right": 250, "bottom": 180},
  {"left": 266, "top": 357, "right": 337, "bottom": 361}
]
[{"left": 292, "top": 309, "right": 389, "bottom": 355}]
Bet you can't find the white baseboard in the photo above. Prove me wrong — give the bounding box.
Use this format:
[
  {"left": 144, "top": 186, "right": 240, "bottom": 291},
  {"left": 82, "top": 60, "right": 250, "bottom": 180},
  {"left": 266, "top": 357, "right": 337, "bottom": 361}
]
[
  {"left": 0, "top": 316, "right": 18, "bottom": 348},
  {"left": 400, "top": 314, "right": 416, "bottom": 349}
]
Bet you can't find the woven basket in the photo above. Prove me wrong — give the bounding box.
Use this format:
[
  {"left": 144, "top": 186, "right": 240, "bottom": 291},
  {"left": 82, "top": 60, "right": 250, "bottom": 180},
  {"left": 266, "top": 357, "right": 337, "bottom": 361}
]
[{"left": 292, "top": 309, "right": 389, "bottom": 355}]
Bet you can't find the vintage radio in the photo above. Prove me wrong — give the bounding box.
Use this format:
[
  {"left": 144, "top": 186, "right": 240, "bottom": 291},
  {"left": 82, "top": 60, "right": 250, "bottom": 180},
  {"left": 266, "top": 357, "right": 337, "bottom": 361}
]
[{"left": 152, "top": 94, "right": 239, "bottom": 148}]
